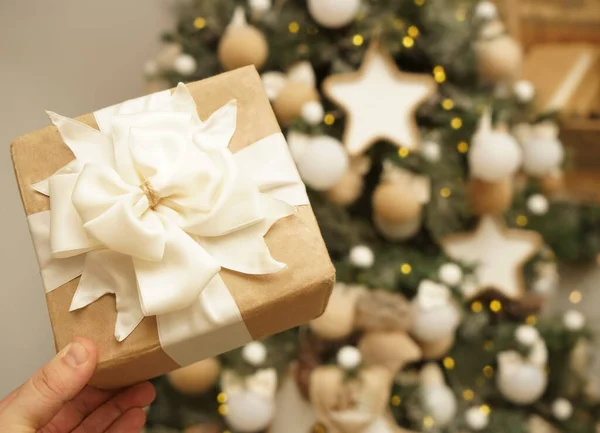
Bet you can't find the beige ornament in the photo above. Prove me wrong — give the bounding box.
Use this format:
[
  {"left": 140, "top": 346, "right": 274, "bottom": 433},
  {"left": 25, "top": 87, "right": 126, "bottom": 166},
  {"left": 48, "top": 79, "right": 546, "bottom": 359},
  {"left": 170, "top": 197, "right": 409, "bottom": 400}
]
[
  {"left": 326, "top": 157, "right": 371, "bottom": 206},
  {"left": 528, "top": 415, "right": 560, "bottom": 433},
  {"left": 218, "top": 7, "right": 268, "bottom": 71},
  {"left": 539, "top": 171, "right": 565, "bottom": 196},
  {"left": 375, "top": 215, "right": 422, "bottom": 242},
  {"left": 310, "top": 284, "right": 364, "bottom": 340},
  {"left": 419, "top": 333, "right": 455, "bottom": 360},
  {"left": 310, "top": 365, "right": 392, "bottom": 433},
  {"left": 354, "top": 289, "right": 412, "bottom": 332},
  {"left": 475, "top": 20, "right": 523, "bottom": 83},
  {"left": 273, "top": 82, "right": 319, "bottom": 125},
  {"left": 373, "top": 182, "right": 422, "bottom": 224},
  {"left": 168, "top": 357, "right": 221, "bottom": 395},
  {"left": 468, "top": 178, "right": 513, "bottom": 215},
  {"left": 154, "top": 42, "right": 183, "bottom": 70},
  {"left": 359, "top": 332, "right": 422, "bottom": 374}
]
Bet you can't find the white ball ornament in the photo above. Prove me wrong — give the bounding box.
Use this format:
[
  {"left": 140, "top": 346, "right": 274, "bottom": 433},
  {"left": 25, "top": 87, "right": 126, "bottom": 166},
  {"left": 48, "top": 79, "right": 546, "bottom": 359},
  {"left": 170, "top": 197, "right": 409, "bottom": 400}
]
[
  {"left": 563, "top": 310, "right": 585, "bottom": 331},
  {"left": 497, "top": 352, "right": 548, "bottom": 405},
  {"left": 552, "top": 398, "right": 573, "bottom": 420},
  {"left": 527, "top": 194, "right": 549, "bottom": 215},
  {"left": 475, "top": 1, "right": 498, "bottom": 19},
  {"left": 337, "top": 346, "right": 362, "bottom": 370},
  {"left": 465, "top": 406, "right": 489, "bottom": 430},
  {"left": 307, "top": 0, "right": 361, "bottom": 29},
  {"left": 522, "top": 135, "right": 565, "bottom": 177},
  {"left": 242, "top": 341, "right": 268, "bottom": 366},
  {"left": 225, "top": 392, "right": 275, "bottom": 432},
  {"left": 248, "top": 0, "right": 272, "bottom": 15},
  {"left": 411, "top": 281, "right": 461, "bottom": 343},
  {"left": 439, "top": 263, "right": 463, "bottom": 286},
  {"left": 421, "top": 140, "right": 441, "bottom": 163},
  {"left": 295, "top": 135, "right": 349, "bottom": 190},
  {"left": 514, "top": 80, "right": 536, "bottom": 103},
  {"left": 515, "top": 325, "right": 539, "bottom": 347},
  {"left": 174, "top": 54, "right": 197, "bottom": 76},
  {"left": 301, "top": 101, "right": 324, "bottom": 125},
  {"left": 349, "top": 245, "right": 374, "bottom": 268},
  {"left": 421, "top": 386, "right": 457, "bottom": 427}
]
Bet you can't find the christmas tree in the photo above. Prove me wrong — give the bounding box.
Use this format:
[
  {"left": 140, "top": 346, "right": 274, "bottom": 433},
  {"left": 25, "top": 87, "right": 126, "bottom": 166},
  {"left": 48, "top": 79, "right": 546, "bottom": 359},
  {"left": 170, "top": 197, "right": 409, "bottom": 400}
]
[{"left": 143, "top": 1, "right": 600, "bottom": 432}]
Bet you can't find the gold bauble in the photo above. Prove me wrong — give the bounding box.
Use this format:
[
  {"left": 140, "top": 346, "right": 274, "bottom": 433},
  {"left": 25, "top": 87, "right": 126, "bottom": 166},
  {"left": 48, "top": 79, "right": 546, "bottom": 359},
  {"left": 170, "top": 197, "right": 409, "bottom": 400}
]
[
  {"left": 359, "top": 332, "right": 421, "bottom": 374},
  {"left": 468, "top": 178, "right": 513, "bottom": 215},
  {"left": 372, "top": 182, "right": 422, "bottom": 224},
  {"left": 168, "top": 357, "right": 221, "bottom": 395},
  {"left": 476, "top": 22, "right": 523, "bottom": 83},
  {"left": 418, "top": 333, "right": 455, "bottom": 360},
  {"left": 218, "top": 25, "right": 269, "bottom": 71},
  {"left": 272, "top": 81, "right": 319, "bottom": 125},
  {"left": 539, "top": 172, "right": 565, "bottom": 196},
  {"left": 325, "top": 171, "right": 364, "bottom": 206},
  {"left": 309, "top": 285, "right": 362, "bottom": 340}
]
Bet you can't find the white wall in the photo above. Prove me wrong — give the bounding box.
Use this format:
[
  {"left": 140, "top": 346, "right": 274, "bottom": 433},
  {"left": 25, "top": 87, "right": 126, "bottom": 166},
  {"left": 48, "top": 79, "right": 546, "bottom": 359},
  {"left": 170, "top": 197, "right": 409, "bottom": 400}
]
[{"left": 0, "top": 0, "right": 173, "bottom": 396}]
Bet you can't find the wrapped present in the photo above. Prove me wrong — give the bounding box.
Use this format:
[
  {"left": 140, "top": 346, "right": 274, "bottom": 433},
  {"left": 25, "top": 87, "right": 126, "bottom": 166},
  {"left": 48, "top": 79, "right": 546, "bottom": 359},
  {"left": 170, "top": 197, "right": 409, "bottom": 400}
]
[{"left": 10, "top": 66, "right": 335, "bottom": 389}]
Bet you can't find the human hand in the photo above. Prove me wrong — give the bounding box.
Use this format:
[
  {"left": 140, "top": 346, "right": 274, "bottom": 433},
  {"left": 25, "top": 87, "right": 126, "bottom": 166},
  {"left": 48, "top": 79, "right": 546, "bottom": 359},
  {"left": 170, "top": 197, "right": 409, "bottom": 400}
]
[{"left": 0, "top": 337, "right": 156, "bottom": 433}]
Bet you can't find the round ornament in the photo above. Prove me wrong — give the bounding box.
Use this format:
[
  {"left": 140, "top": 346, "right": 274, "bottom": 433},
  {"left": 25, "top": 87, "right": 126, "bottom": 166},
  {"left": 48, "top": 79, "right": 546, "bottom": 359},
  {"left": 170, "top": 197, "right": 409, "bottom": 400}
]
[
  {"left": 358, "top": 332, "right": 422, "bottom": 374},
  {"left": 295, "top": 135, "right": 349, "bottom": 191},
  {"left": 307, "top": 0, "right": 361, "bottom": 29},
  {"left": 349, "top": 245, "right": 374, "bottom": 268},
  {"left": 522, "top": 137, "right": 564, "bottom": 178},
  {"left": 218, "top": 8, "right": 268, "bottom": 71},
  {"left": 421, "top": 140, "right": 441, "bottom": 163},
  {"left": 419, "top": 333, "right": 455, "bottom": 360},
  {"left": 411, "top": 282, "right": 460, "bottom": 343},
  {"left": 468, "top": 178, "right": 513, "bottom": 215},
  {"left": 155, "top": 43, "right": 182, "bottom": 70},
  {"left": 174, "top": 54, "right": 197, "bottom": 76},
  {"left": 301, "top": 101, "right": 324, "bottom": 125},
  {"left": 439, "top": 263, "right": 463, "bottom": 286},
  {"left": 515, "top": 325, "right": 539, "bottom": 346},
  {"left": 374, "top": 215, "right": 421, "bottom": 241},
  {"left": 225, "top": 391, "right": 275, "bottom": 432},
  {"left": 527, "top": 194, "right": 549, "bottom": 215},
  {"left": 552, "top": 398, "right": 573, "bottom": 420},
  {"left": 539, "top": 172, "right": 565, "bottom": 196},
  {"left": 168, "top": 358, "right": 221, "bottom": 395},
  {"left": 476, "top": 21, "right": 523, "bottom": 83},
  {"left": 326, "top": 170, "right": 364, "bottom": 206},
  {"left": 421, "top": 385, "right": 457, "bottom": 427},
  {"left": 563, "top": 310, "right": 585, "bottom": 331},
  {"left": 337, "top": 346, "right": 362, "bottom": 370},
  {"left": 497, "top": 352, "right": 547, "bottom": 405},
  {"left": 309, "top": 284, "right": 361, "bottom": 340},
  {"left": 514, "top": 80, "right": 535, "bottom": 103},
  {"left": 242, "top": 341, "right": 268, "bottom": 366},
  {"left": 465, "top": 406, "right": 489, "bottom": 430},
  {"left": 273, "top": 81, "right": 319, "bottom": 125},
  {"left": 475, "top": 1, "right": 498, "bottom": 20},
  {"left": 373, "top": 182, "right": 422, "bottom": 224},
  {"left": 248, "top": 0, "right": 272, "bottom": 16}
]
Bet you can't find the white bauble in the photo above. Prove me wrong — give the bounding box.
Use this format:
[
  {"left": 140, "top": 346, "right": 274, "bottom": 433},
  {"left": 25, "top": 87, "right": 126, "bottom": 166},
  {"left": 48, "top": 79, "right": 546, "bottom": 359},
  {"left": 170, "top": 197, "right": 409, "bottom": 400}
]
[
  {"left": 301, "top": 101, "right": 324, "bottom": 125},
  {"left": 497, "top": 354, "right": 547, "bottom": 405},
  {"left": 144, "top": 60, "right": 159, "bottom": 77},
  {"left": 225, "top": 392, "right": 275, "bottom": 432},
  {"left": 337, "top": 346, "right": 362, "bottom": 370},
  {"left": 248, "top": 0, "right": 272, "bottom": 15},
  {"left": 563, "top": 310, "right": 585, "bottom": 331},
  {"left": 552, "top": 398, "right": 573, "bottom": 420},
  {"left": 349, "top": 245, "right": 374, "bottom": 268},
  {"left": 514, "top": 80, "right": 535, "bottom": 103},
  {"left": 421, "top": 386, "right": 457, "bottom": 427},
  {"left": 532, "top": 276, "right": 556, "bottom": 296},
  {"left": 374, "top": 215, "right": 421, "bottom": 241},
  {"left": 421, "top": 140, "right": 441, "bottom": 163},
  {"left": 307, "top": 0, "right": 361, "bottom": 28},
  {"left": 242, "top": 341, "right": 267, "bottom": 366},
  {"left": 527, "top": 194, "right": 549, "bottom": 215},
  {"left": 465, "top": 406, "right": 489, "bottom": 430},
  {"left": 474, "top": 1, "right": 498, "bottom": 19},
  {"left": 439, "top": 263, "right": 463, "bottom": 286},
  {"left": 174, "top": 54, "right": 197, "bottom": 76},
  {"left": 522, "top": 137, "right": 565, "bottom": 177},
  {"left": 295, "top": 135, "right": 349, "bottom": 190},
  {"left": 411, "top": 301, "right": 460, "bottom": 343},
  {"left": 515, "top": 325, "right": 539, "bottom": 347},
  {"left": 469, "top": 128, "right": 522, "bottom": 181}
]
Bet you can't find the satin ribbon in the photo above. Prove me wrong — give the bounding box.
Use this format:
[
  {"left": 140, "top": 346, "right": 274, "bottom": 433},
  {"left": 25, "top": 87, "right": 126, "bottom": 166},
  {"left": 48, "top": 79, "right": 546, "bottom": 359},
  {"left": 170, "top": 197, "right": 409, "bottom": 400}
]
[{"left": 26, "top": 84, "right": 309, "bottom": 366}]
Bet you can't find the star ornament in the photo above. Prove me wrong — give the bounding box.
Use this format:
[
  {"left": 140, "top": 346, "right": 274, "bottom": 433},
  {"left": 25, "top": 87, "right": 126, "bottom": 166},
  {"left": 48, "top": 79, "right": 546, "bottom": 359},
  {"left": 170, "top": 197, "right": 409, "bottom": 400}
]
[
  {"left": 442, "top": 216, "right": 542, "bottom": 299},
  {"left": 323, "top": 44, "right": 436, "bottom": 155}
]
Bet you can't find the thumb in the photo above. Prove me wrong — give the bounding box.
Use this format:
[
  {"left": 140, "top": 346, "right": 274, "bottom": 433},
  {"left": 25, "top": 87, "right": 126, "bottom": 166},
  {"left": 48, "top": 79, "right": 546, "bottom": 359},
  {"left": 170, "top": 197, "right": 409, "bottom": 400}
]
[{"left": 10, "top": 337, "right": 98, "bottom": 430}]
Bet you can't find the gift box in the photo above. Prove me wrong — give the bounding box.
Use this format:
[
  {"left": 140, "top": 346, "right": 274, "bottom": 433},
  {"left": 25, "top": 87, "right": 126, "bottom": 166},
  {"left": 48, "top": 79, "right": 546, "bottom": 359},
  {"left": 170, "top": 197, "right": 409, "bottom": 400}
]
[{"left": 10, "top": 66, "right": 335, "bottom": 389}]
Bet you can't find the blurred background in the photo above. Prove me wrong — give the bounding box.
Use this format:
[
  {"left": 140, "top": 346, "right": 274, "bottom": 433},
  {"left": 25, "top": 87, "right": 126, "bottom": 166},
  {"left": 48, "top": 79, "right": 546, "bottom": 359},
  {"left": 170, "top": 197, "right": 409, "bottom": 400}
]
[{"left": 2, "top": 0, "right": 600, "bottom": 432}]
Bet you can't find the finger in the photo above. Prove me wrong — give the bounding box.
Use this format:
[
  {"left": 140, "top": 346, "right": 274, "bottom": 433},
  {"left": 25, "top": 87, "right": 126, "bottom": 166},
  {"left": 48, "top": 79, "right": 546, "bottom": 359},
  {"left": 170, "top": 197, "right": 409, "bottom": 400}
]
[
  {"left": 106, "top": 408, "right": 146, "bottom": 433},
  {"left": 74, "top": 382, "right": 155, "bottom": 433},
  {"left": 40, "top": 386, "right": 115, "bottom": 433},
  {"left": 10, "top": 337, "right": 97, "bottom": 429}
]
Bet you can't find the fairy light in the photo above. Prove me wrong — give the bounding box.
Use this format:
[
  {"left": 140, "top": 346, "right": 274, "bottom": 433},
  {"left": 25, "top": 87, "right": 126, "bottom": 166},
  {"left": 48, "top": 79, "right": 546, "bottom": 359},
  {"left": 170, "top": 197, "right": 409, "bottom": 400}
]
[
  {"left": 423, "top": 416, "right": 434, "bottom": 429},
  {"left": 569, "top": 290, "right": 582, "bottom": 304},
  {"left": 463, "top": 389, "right": 474, "bottom": 401},
  {"left": 193, "top": 17, "right": 206, "bottom": 29},
  {"left": 483, "top": 365, "right": 494, "bottom": 377},
  {"left": 408, "top": 26, "right": 420, "bottom": 38},
  {"left": 324, "top": 114, "right": 335, "bottom": 125},
  {"left": 471, "top": 301, "right": 483, "bottom": 313},
  {"left": 217, "top": 392, "right": 228, "bottom": 403},
  {"left": 402, "top": 36, "right": 415, "bottom": 48},
  {"left": 414, "top": 0, "right": 425, "bottom": 5},
  {"left": 433, "top": 66, "right": 446, "bottom": 83},
  {"left": 218, "top": 404, "right": 229, "bottom": 416},
  {"left": 442, "top": 98, "right": 454, "bottom": 110},
  {"left": 391, "top": 395, "right": 402, "bottom": 406},
  {"left": 455, "top": 8, "right": 467, "bottom": 21},
  {"left": 480, "top": 404, "right": 491, "bottom": 415},
  {"left": 516, "top": 215, "right": 528, "bottom": 227},
  {"left": 440, "top": 187, "right": 452, "bottom": 198},
  {"left": 288, "top": 21, "right": 300, "bottom": 33},
  {"left": 400, "top": 263, "right": 412, "bottom": 274},
  {"left": 457, "top": 141, "right": 469, "bottom": 153},
  {"left": 443, "top": 357, "right": 455, "bottom": 369},
  {"left": 526, "top": 315, "right": 537, "bottom": 325},
  {"left": 490, "top": 300, "right": 502, "bottom": 312},
  {"left": 484, "top": 340, "right": 494, "bottom": 351},
  {"left": 398, "top": 147, "right": 410, "bottom": 158},
  {"left": 451, "top": 117, "right": 463, "bottom": 129},
  {"left": 352, "top": 34, "right": 364, "bottom": 46}
]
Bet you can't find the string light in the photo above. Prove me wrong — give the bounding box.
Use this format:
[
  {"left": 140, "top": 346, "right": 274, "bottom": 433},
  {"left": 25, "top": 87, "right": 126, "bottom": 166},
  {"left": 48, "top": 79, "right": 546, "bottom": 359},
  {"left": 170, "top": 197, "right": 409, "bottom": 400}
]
[
  {"left": 440, "top": 187, "right": 452, "bottom": 198},
  {"left": 400, "top": 263, "right": 412, "bottom": 274},
  {"left": 569, "top": 290, "right": 582, "bottom": 304},
  {"left": 324, "top": 114, "right": 335, "bottom": 125},
  {"left": 391, "top": 395, "right": 402, "bottom": 406},
  {"left": 352, "top": 34, "right": 364, "bottom": 46},
  {"left": 490, "top": 300, "right": 502, "bottom": 312},
  {"left": 483, "top": 365, "right": 494, "bottom": 377},
  {"left": 398, "top": 147, "right": 410, "bottom": 158},
  {"left": 484, "top": 340, "right": 494, "bottom": 351},
  {"left": 457, "top": 141, "right": 469, "bottom": 153},
  {"left": 480, "top": 404, "right": 491, "bottom": 415},
  {"left": 463, "top": 389, "right": 474, "bottom": 401},
  {"left": 408, "top": 26, "right": 420, "bottom": 38},
  {"left": 526, "top": 315, "right": 537, "bottom": 325},
  {"left": 402, "top": 36, "right": 414, "bottom": 48},
  {"left": 433, "top": 66, "right": 446, "bottom": 83},
  {"left": 443, "top": 357, "right": 455, "bottom": 369},
  {"left": 455, "top": 8, "right": 467, "bottom": 21},
  {"left": 471, "top": 301, "right": 483, "bottom": 313},
  {"left": 218, "top": 404, "right": 229, "bottom": 415},
  {"left": 217, "top": 392, "right": 228, "bottom": 403},
  {"left": 423, "top": 416, "right": 434, "bottom": 429},
  {"left": 451, "top": 117, "right": 463, "bottom": 129},
  {"left": 414, "top": 0, "right": 425, "bottom": 5},
  {"left": 516, "top": 215, "right": 528, "bottom": 227},
  {"left": 193, "top": 17, "right": 206, "bottom": 29},
  {"left": 442, "top": 98, "right": 454, "bottom": 110},
  {"left": 288, "top": 21, "right": 300, "bottom": 33}
]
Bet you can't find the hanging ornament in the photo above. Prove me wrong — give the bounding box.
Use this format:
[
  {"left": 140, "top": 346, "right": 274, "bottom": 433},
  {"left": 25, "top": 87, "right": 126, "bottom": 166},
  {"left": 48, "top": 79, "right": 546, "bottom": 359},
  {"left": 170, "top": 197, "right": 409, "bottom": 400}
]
[
  {"left": 326, "top": 156, "right": 371, "bottom": 206},
  {"left": 468, "top": 178, "right": 514, "bottom": 215},
  {"left": 373, "top": 183, "right": 421, "bottom": 225},
  {"left": 465, "top": 406, "right": 490, "bottom": 431},
  {"left": 222, "top": 369, "right": 277, "bottom": 433},
  {"left": 438, "top": 263, "right": 463, "bottom": 286},
  {"left": 174, "top": 53, "right": 197, "bottom": 76},
  {"left": 419, "top": 363, "right": 457, "bottom": 427},
  {"left": 301, "top": 101, "right": 325, "bottom": 125},
  {"left": 539, "top": 171, "right": 566, "bottom": 197},
  {"left": 359, "top": 332, "right": 422, "bottom": 374},
  {"left": 376, "top": 217, "right": 422, "bottom": 242},
  {"left": 307, "top": 0, "right": 361, "bottom": 29},
  {"left": 527, "top": 194, "right": 550, "bottom": 215},
  {"left": 513, "top": 122, "right": 565, "bottom": 178},
  {"left": 474, "top": 1, "right": 498, "bottom": 20},
  {"left": 475, "top": 20, "right": 523, "bottom": 83},
  {"left": 248, "top": 0, "right": 272, "bottom": 18},
  {"left": 442, "top": 216, "right": 542, "bottom": 299},
  {"left": 349, "top": 245, "right": 375, "bottom": 268},
  {"left": 242, "top": 341, "right": 268, "bottom": 367},
  {"left": 354, "top": 289, "right": 412, "bottom": 332},
  {"left": 271, "top": 62, "right": 319, "bottom": 125},
  {"left": 323, "top": 43, "right": 436, "bottom": 155},
  {"left": 310, "top": 283, "right": 363, "bottom": 340},
  {"left": 337, "top": 346, "right": 363, "bottom": 370},
  {"left": 563, "top": 310, "right": 585, "bottom": 331},
  {"left": 552, "top": 398, "right": 573, "bottom": 420},
  {"left": 515, "top": 325, "right": 539, "bottom": 346},
  {"left": 288, "top": 132, "right": 349, "bottom": 191},
  {"left": 421, "top": 140, "right": 441, "bottom": 163},
  {"left": 167, "top": 357, "right": 221, "bottom": 395},
  {"left": 514, "top": 80, "right": 536, "bottom": 103},
  {"left": 154, "top": 42, "right": 183, "bottom": 71},
  {"left": 411, "top": 280, "right": 460, "bottom": 343},
  {"left": 469, "top": 111, "right": 522, "bottom": 182},
  {"left": 419, "top": 333, "right": 455, "bottom": 360},
  {"left": 218, "top": 7, "right": 269, "bottom": 71}
]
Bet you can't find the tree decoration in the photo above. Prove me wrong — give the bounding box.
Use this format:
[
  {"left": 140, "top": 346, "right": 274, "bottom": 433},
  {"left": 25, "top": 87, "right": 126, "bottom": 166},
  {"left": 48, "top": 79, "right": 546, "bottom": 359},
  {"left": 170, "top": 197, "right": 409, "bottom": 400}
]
[
  {"left": 410, "top": 280, "right": 460, "bottom": 343},
  {"left": 527, "top": 194, "right": 550, "bottom": 215},
  {"left": 438, "top": 263, "right": 463, "bottom": 286},
  {"left": 337, "top": 345, "right": 363, "bottom": 370},
  {"left": 475, "top": 20, "right": 523, "bottom": 83},
  {"left": 552, "top": 399, "right": 573, "bottom": 420},
  {"left": 310, "top": 283, "right": 363, "bottom": 340},
  {"left": 248, "top": 0, "right": 272, "bottom": 18},
  {"left": 349, "top": 245, "right": 375, "bottom": 268},
  {"left": 323, "top": 44, "right": 436, "bottom": 155},
  {"left": 218, "top": 7, "right": 269, "bottom": 71},
  {"left": 474, "top": 1, "right": 498, "bottom": 20},
  {"left": 465, "top": 406, "right": 490, "bottom": 431},
  {"left": 420, "top": 140, "right": 441, "bottom": 163},
  {"left": 563, "top": 310, "right": 585, "bottom": 331},
  {"left": 468, "top": 178, "right": 513, "bottom": 215},
  {"left": 168, "top": 358, "right": 221, "bottom": 395},
  {"left": 307, "top": 0, "right": 361, "bottom": 29},
  {"left": 513, "top": 122, "right": 565, "bottom": 178},
  {"left": 174, "top": 53, "right": 197, "bottom": 76},
  {"left": 268, "top": 62, "right": 320, "bottom": 125},
  {"left": 301, "top": 101, "right": 325, "bottom": 125},
  {"left": 242, "top": 341, "right": 268, "bottom": 366},
  {"left": 359, "top": 332, "right": 421, "bottom": 374},
  {"left": 442, "top": 216, "right": 542, "bottom": 299},
  {"left": 514, "top": 80, "right": 536, "bottom": 103},
  {"left": 354, "top": 290, "right": 412, "bottom": 332},
  {"left": 419, "top": 333, "right": 455, "bottom": 360},
  {"left": 419, "top": 363, "right": 457, "bottom": 427},
  {"left": 326, "top": 156, "right": 371, "bottom": 206}
]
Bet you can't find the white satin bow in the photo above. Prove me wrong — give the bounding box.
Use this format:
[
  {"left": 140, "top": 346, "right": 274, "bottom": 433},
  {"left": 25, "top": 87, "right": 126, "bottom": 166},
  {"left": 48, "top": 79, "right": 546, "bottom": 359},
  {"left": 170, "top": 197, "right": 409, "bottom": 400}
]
[{"left": 39, "top": 83, "right": 297, "bottom": 341}]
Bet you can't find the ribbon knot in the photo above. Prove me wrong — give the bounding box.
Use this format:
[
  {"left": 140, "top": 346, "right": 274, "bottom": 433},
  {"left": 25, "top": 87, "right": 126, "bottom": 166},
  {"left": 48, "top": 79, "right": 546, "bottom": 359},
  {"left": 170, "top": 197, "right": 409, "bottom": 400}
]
[{"left": 140, "top": 179, "right": 160, "bottom": 210}]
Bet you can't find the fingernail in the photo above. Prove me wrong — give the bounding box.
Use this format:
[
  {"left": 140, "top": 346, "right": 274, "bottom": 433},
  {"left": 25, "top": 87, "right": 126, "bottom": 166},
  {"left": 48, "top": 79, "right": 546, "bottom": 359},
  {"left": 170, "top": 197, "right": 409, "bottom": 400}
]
[{"left": 62, "top": 342, "right": 89, "bottom": 367}]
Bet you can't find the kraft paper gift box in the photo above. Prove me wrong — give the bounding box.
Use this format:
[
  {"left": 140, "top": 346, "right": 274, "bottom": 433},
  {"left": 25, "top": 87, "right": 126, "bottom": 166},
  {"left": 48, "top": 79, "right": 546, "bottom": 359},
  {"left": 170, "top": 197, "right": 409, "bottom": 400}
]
[{"left": 10, "top": 66, "right": 335, "bottom": 389}]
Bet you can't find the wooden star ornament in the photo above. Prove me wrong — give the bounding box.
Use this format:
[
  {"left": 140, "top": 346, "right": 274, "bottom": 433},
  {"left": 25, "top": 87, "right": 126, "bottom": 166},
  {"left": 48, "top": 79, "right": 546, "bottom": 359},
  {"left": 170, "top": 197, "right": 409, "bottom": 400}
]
[
  {"left": 323, "top": 44, "right": 437, "bottom": 155},
  {"left": 441, "top": 216, "right": 543, "bottom": 299}
]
